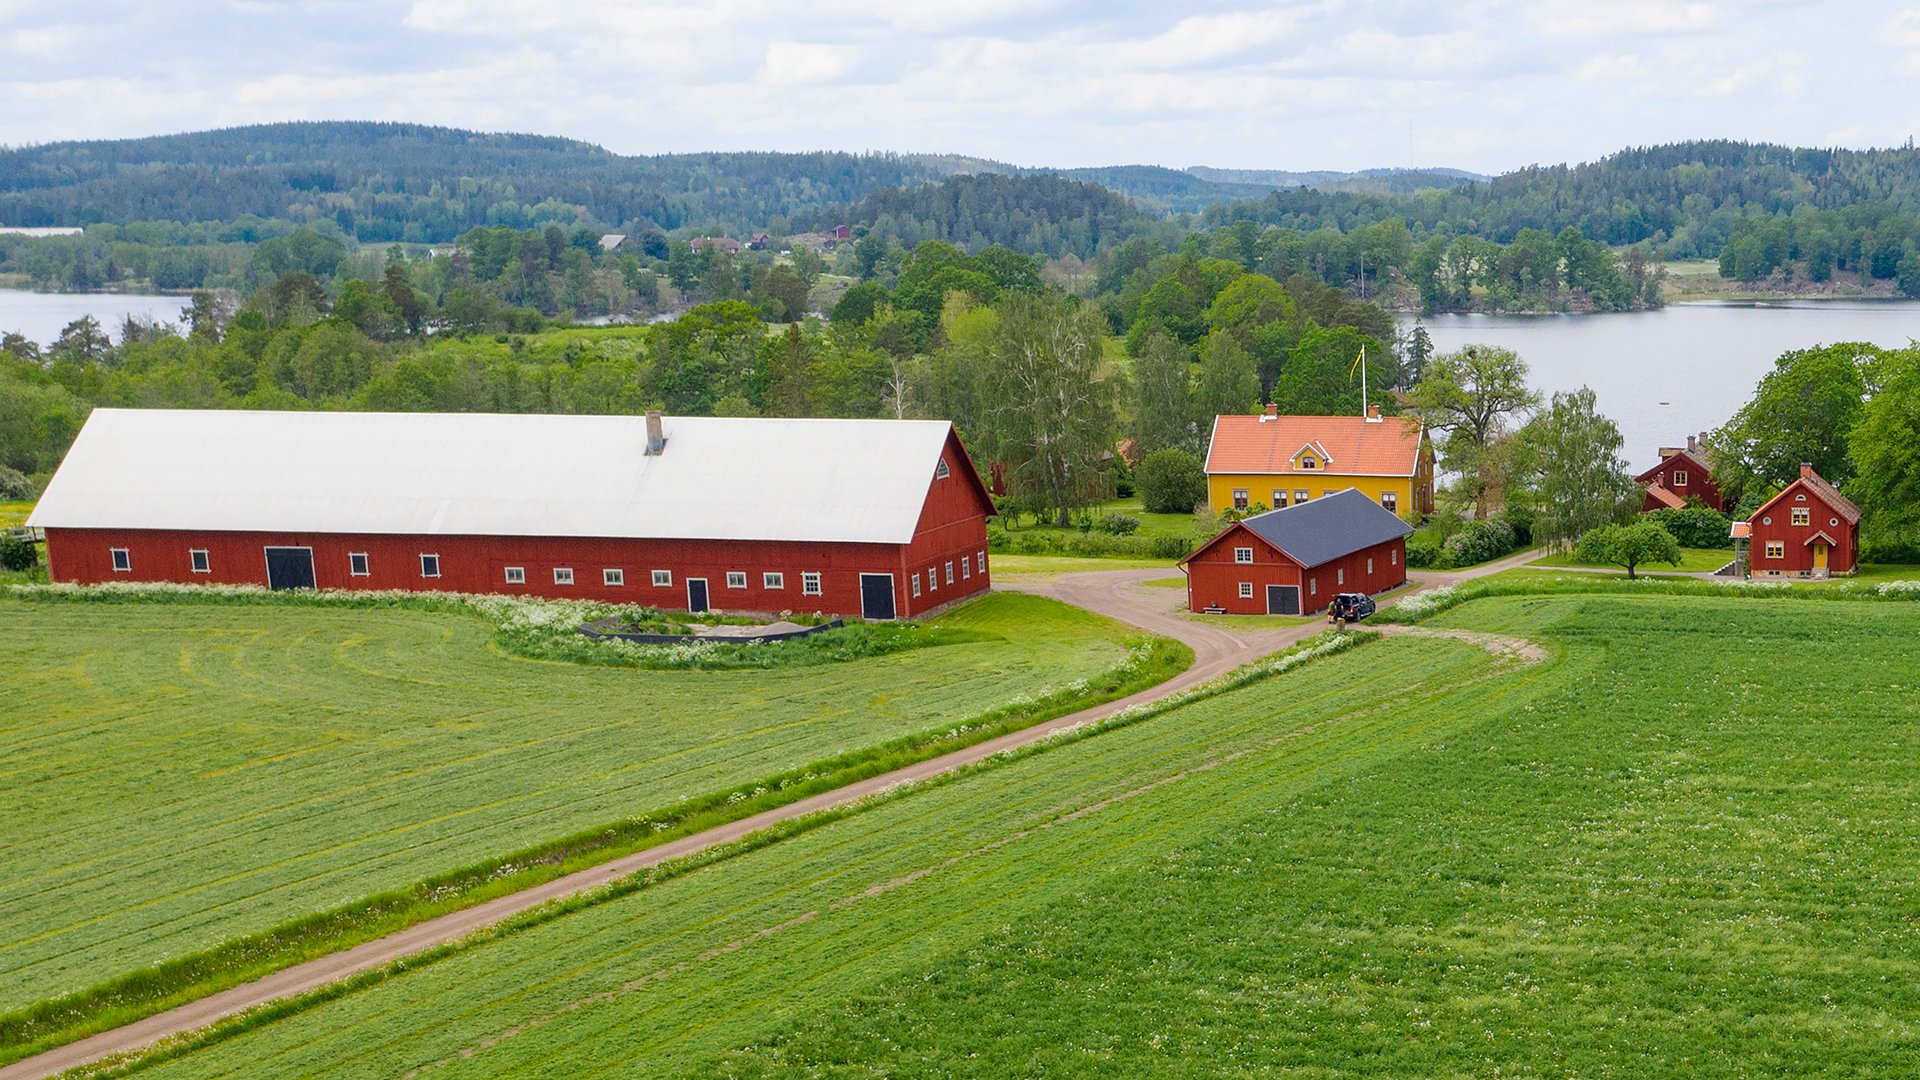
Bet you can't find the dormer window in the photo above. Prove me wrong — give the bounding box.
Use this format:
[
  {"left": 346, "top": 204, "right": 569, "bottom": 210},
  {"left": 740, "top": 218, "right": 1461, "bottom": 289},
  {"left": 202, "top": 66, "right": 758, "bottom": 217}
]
[{"left": 1300, "top": 456, "right": 1317, "bottom": 469}]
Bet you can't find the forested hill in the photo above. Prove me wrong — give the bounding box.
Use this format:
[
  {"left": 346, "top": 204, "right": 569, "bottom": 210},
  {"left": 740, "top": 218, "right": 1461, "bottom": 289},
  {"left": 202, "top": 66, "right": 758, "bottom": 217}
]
[
  {"left": 806, "top": 173, "right": 1156, "bottom": 259},
  {"left": 1208, "top": 140, "right": 1920, "bottom": 262}
]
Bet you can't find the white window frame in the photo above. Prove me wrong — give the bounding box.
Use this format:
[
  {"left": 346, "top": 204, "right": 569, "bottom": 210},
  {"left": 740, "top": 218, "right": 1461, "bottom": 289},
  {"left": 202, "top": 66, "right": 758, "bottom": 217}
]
[
  {"left": 110, "top": 547, "right": 130, "bottom": 572},
  {"left": 802, "top": 571, "right": 822, "bottom": 596},
  {"left": 1273, "top": 490, "right": 1288, "bottom": 508},
  {"left": 1391, "top": 549, "right": 1398, "bottom": 566},
  {"left": 1234, "top": 546, "right": 1254, "bottom": 564},
  {"left": 420, "top": 553, "right": 441, "bottom": 579},
  {"left": 652, "top": 569, "right": 672, "bottom": 587},
  {"left": 935, "top": 459, "right": 950, "bottom": 479},
  {"left": 945, "top": 561, "right": 954, "bottom": 585},
  {"left": 349, "top": 552, "right": 370, "bottom": 577},
  {"left": 1765, "top": 541, "right": 1785, "bottom": 560},
  {"left": 726, "top": 571, "right": 747, "bottom": 589},
  {"left": 961, "top": 557, "right": 970, "bottom": 580},
  {"left": 553, "top": 567, "right": 575, "bottom": 585},
  {"left": 1232, "top": 488, "right": 1249, "bottom": 510},
  {"left": 1294, "top": 489, "right": 1309, "bottom": 504},
  {"left": 1238, "top": 582, "right": 1253, "bottom": 599},
  {"left": 1792, "top": 507, "right": 1810, "bottom": 526},
  {"left": 911, "top": 572, "right": 922, "bottom": 597},
  {"left": 504, "top": 566, "right": 526, "bottom": 585},
  {"left": 1672, "top": 469, "right": 1689, "bottom": 487},
  {"left": 927, "top": 567, "right": 938, "bottom": 592},
  {"left": 189, "top": 548, "right": 210, "bottom": 574},
  {"left": 1309, "top": 578, "right": 1318, "bottom": 595},
  {"left": 1381, "top": 492, "right": 1398, "bottom": 514},
  {"left": 1367, "top": 558, "right": 1374, "bottom": 575},
  {"left": 1300, "top": 456, "right": 1317, "bottom": 470},
  {"left": 763, "top": 571, "right": 784, "bottom": 590},
  {"left": 978, "top": 551, "right": 987, "bottom": 575},
  {"left": 603, "top": 568, "right": 624, "bottom": 586}
]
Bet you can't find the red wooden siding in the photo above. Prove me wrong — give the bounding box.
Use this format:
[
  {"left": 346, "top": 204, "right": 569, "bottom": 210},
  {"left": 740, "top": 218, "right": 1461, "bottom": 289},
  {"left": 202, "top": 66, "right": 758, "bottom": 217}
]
[
  {"left": 1637, "top": 452, "right": 1725, "bottom": 512},
  {"left": 1746, "top": 481, "right": 1857, "bottom": 576},
  {"left": 42, "top": 431, "right": 997, "bottom": 620},
  {"left": 1183, "top": 522, "right": 1406, "bottom": 615}
]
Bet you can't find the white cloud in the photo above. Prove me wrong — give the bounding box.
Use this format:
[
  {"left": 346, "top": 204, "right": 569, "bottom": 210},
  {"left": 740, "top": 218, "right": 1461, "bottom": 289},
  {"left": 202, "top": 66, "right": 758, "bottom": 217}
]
[{"left": 759, "top": 41, "right": 852, "bottom": 84}]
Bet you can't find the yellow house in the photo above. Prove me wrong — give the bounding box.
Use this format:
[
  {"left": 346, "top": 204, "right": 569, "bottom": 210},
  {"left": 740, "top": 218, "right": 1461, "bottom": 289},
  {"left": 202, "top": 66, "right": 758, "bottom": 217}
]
[{"left": 1204, "top": 404, "right": 1434, "bottom": 521}]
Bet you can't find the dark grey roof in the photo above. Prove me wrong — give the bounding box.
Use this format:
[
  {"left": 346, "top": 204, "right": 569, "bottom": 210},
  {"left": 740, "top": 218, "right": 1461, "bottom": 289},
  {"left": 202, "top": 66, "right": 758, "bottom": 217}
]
[{"left": 1237, "top": 488, "right": 1413, "bottom": 568}]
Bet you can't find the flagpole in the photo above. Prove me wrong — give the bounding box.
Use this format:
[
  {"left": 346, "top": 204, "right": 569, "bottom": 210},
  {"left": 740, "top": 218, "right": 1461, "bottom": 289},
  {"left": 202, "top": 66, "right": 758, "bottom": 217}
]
[{"left": 1360, "top": 343, "right": 1367, "bottom": 416}]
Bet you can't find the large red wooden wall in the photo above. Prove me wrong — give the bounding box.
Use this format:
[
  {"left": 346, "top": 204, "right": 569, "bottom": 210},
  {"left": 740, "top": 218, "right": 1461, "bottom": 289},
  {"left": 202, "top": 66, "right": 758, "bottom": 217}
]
[{"left": 1185, "top": 522, "right": 1406, "bottom": 615}]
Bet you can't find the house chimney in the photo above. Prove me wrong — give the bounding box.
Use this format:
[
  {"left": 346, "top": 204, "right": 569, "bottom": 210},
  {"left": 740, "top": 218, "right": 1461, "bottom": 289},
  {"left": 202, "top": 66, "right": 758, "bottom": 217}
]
[
  {"left": 645, "top": 410, "right": 666, "bottom": 456},
  {"left": 1365, "top": 403, "right": 1382, "bottom": 423},
  {"left": 1800, "top": 461, "right": 1813, "bottom": 480},
  {"left": 1687, "top": 435, "right": 1697, "bottom": 453},
  {"left": 1262, "top": 402, "right": 1277, "bottom": 421}
]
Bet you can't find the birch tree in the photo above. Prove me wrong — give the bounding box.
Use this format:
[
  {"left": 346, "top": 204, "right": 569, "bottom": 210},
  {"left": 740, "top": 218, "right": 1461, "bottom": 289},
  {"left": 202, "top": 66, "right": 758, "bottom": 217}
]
[{"left": 988, "top": 294, "right": 1119, "bottom": 526}]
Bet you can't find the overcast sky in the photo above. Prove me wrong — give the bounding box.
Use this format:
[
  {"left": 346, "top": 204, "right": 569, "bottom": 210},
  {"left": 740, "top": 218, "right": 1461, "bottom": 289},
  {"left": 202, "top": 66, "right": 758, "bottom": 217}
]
[{"left": 4, "top": 1, "right": 1919, "bottom": 174}]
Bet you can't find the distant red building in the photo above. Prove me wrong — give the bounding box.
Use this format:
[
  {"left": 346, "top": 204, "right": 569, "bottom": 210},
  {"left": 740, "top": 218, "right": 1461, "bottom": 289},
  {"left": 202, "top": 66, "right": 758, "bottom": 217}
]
[
  {"left": 31, "top": 410, "right": 995, "bottom": 620},
  {"left": 1180, "top": 489, "right": 1410, "bottom": 615},
  {"left": 1636, "top": 436, "right": 1725, "bottom": 512},
  {"left": 1743, "top": 463, "right": 1860, "bottom": 578}
]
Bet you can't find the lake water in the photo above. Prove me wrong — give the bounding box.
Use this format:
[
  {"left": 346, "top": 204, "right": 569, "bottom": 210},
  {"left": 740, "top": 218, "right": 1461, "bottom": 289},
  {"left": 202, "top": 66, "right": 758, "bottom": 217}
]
[
  {"left": 0, "top": 288, "right": 187, "bottom": 349},
  {"left": 1404, "top": 301, "right": 1920, "bottom": 471}
]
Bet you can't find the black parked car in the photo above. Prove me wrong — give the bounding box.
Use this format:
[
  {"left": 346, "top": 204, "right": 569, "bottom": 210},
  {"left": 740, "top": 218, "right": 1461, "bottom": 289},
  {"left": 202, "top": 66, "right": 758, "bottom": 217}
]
[{"left": 1327, "top": 592, "right": 1376, "bottom": 622}]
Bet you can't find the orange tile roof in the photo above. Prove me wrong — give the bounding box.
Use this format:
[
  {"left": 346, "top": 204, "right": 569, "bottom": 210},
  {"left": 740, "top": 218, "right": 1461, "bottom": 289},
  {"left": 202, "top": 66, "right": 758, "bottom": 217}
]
[
  {"left": 1645, "top": 482, "right": 1687, "bottom": 509},
  {"left": 1205, "top": 413, "right": 1425, "bottom": 477}
]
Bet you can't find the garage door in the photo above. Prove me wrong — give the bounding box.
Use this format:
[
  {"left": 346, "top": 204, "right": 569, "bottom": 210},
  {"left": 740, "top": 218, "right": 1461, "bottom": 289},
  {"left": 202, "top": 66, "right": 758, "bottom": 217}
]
[{"left": 1266, "top": 584, "right": 1299, "bottom": 615}]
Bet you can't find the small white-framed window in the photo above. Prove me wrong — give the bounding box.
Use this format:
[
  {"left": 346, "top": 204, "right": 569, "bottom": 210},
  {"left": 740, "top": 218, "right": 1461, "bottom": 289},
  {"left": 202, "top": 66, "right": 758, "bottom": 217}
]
[
  {"left": 911, "top": 572, "right": 922, "bottom": 597},
  {"left": 802, "top": 572, "right": 822, "bottom": 596},
  {"left": 1381, "top": 492, "right": 1398, "bottom": 514},
  {"left": 1831, "top": 517, "right": 1840, "bottom": 527},
  {"left": 504, "top": 566, "right": 526, "bottom": 584},
  {"left": 1762, "top": 516, "right": 1772, "bottom": 526},
  {"left": 1391, "top": 548, "right": 1398, "bottom": 566},
  {"left": 190, "top": 549, "right": 210, "bottom": 574},
  {"left": 1309, "top": 578, "right": 1318, "bottom": 595},
  {"left": 961, "top": 557, "right": 970, "bottom": 580},
  {"left": 763, "top": 571, "right": 784, "bottom": 590},
  {"left": 603, "top": 568, "right": 624, "bottom": 586},
  {"left": 110, "top": 547, "right": 130, "bottom": 572},
  {"left": 945, "top": 561, "right": 954, "bottom": 585},
  {"left": 1337, "top": 568, "right": 1345, "bottom": 586},
  {"left": 1672, "top": 469, "right": 1689, "bottom": 487},
  {"left": 1300, "top": 456, "right": 1317, "bottom": 470},
  {"left": 1294, "top": 489, "right": 1309, "bottom": 504},
  {"left": 349, "top": 552, "right": 370, "bottom": 577},
  {"left": 726, "top": 571, "right": 747, "bottom": 589},
  {"left": 935, "top": 459, "right": 950, "bottom": 479},
  {"left": 1791, "top": 507, "right": 1810, "bottom": 526},
  {"left": 978, "top": 551, "right": 987, "bottom": 575},
  {"left": 553, "top": 567, "right": 575, "bottom": 585},
  {"left": 1367, "top": 558, "right": 1374, "bottom": 574},
  {"left": 1232, "top": 488, "right": 1249, "bottom": 510},
  {"left": 1795, "top": 493, "right": 1807, "bottom": 501},
  {"left": 652, "top": 569, "right": 672, "bottom": 587},
  {"left": 927, "top": 568, "right": 938, "bottom": 592},
  {"left": 1234, "top": 546, "right": 1254, "bottom": 564},
  {"left": 1765, "top": 541, "right": 1785, "bottom": 559},
  {"left": 1238, "top": 582, "right": 1253, "bottom": 599},
  {"left": 420, "top": 553, "right": 441, "bottom": 578}
]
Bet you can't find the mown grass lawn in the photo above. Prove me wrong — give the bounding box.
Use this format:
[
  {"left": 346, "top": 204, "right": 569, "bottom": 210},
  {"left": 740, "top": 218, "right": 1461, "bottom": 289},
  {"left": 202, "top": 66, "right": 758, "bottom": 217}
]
[
  {"left": 0, "top": 590, "right": 1149, "bottom": 1013},
  {"left": 1533, "top": 545, "right": 1734, "bottom": 573},
  {"left": 120, "top": 590, "right": 1920, "bottom": 1077},
  {"left": 988, "top": 554, "right": 1173, "bottom": 579}
]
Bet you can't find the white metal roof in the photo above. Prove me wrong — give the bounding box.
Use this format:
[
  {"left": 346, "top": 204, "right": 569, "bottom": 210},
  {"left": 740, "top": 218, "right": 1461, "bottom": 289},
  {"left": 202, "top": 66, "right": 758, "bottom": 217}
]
[{"left": 29, "top": 409, "right": 961, "bottom": 545}]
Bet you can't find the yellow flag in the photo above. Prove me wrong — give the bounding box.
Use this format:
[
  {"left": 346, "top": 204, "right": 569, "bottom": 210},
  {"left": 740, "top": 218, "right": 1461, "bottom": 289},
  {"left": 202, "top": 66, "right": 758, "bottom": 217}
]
[{"left": 1349, "top": 349, "right": 1364, "bottom": 378}]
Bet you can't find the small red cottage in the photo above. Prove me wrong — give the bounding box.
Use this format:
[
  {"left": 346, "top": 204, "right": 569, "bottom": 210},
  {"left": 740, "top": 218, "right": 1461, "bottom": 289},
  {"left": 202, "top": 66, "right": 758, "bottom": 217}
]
[
  {"left": 1742, "top": 463, "right": 1860, "bottom": 578},
  {"left": 1180, "top": 489, "right": 1412, "bottom": 615},
  {"left": 1636, "top": 435, "right": 1725, "bottom": 513},
  {"left": 30, "top": 408, "right": 995, "bottom": 620}
]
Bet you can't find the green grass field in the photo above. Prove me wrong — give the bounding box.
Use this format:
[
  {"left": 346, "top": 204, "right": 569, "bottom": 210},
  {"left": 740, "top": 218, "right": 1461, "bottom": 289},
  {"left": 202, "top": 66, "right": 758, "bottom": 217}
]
[
  {"left": 0, "top": 502, "right": 30, "bottom": 529},
  {"left": 988, "top": 554, "right": 1172, "bottom": 579},
  {"left": 109, "top": 589, "right": 1920, "bottom": 1076},
  {"left": 1533, "top": 545, "right": 1734, "bottom": 573},
  {"left": 0, "top": 590, "right": 1150, "bottom": 1014}
]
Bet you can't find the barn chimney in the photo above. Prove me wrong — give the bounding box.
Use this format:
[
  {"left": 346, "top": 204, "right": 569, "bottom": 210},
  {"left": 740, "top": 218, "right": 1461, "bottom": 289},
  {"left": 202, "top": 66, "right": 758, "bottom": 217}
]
[
  {"left": 1366, "top": 403, "right": 1383, "bottom": 423},
  {"left": 645, "top": 410, "right": 666, "bottom": 456},
  {"left": 1262, "top": 402, "right": 1277, "bottom": 422},
  {"left": 1800, "top": 461, "right": 1813, "bottom": 480},
  {"left": 1687, "top": 434, "right": 1697, "bottom": 453}
]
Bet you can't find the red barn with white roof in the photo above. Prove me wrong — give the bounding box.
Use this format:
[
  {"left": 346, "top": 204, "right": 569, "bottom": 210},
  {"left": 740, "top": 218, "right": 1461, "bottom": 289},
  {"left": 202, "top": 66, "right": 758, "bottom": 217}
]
[{"left": 30, "top": 409, "right": 995, "bottom": 620}]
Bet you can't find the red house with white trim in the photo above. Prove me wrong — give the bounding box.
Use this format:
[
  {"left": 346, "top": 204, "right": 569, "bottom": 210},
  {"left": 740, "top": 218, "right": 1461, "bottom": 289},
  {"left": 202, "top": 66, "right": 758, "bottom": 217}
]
[
  {"left": 1742, "top": 463, "right": 1860, "bottom": 578},
  {"left": 1180, "top": 489, "right": 1411, "bottom": 615},
  {"left": 29, "top": 409, "right": 995, "bottom": 620},
  {"left": 1635, "top": 436, "right": 1725, "bottom": 513}
]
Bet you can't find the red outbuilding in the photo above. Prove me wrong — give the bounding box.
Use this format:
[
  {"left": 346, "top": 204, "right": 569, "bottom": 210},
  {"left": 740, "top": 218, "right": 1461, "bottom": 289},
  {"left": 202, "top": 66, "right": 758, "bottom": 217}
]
[
  {"left": 1743, "top": 463, "right": 1860, "bottom": 578},
  {"left": 29, "top": 408, "right": 995, "bottom": 620},
  {"left": 1635, "top": 436, "right": 1725, "bottom": 513},
  {"left": 1179, "top": 488, "right": 1412, "bottom": 615}
]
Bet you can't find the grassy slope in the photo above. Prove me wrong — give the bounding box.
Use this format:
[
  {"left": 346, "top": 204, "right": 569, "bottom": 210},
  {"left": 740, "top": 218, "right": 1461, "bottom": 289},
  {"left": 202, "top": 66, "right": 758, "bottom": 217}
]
[
  {"left": 0, "top": 591, "right": 1142, "bottom": 1011},
  {"left": 126, "top": 593, "right": 1920, "bottom": 1077}
]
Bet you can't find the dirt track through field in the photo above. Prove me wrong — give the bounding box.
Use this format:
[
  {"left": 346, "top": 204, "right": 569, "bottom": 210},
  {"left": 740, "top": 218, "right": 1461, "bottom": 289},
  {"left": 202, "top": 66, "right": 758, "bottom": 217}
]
[{"left": 2, "top": 548, "right": 1543, "bottom": 1080}]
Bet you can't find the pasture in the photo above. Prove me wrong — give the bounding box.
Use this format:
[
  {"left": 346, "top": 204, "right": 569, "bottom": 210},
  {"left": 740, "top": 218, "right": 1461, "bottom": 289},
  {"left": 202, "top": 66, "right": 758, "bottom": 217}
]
[
  {"left": 113, "top": 590, "right": 1920, "bottom": 1076},
  {"left": 1533, "top": 545, "right": 1733, "bottom": 573},
  {"left": 0, "top": 589, "right": 1151, "bottom": 1015}
]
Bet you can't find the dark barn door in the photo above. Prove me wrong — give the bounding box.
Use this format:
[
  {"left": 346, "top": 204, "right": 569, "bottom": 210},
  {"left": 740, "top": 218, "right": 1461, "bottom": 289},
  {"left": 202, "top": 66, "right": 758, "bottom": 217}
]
[
  {"left": 686, "top": 578, "right": 709, "bottom": 614},
  {"left": 1266, "top": 584, "right": 1300, "bottom": 615},
  {"left": 264, "top": 547, "right": 315, "bottom": 590},
  {"left": 859, "top": 573, "right": 897, "bottom": 620}
]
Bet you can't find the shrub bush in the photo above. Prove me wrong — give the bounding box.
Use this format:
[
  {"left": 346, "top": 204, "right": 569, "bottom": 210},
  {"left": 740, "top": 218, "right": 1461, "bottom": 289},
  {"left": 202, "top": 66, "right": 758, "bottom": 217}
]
[
  {"left": 1438, "top": 519, "right": 1517, "bottom": 568},
  {"left": 0, "top": 463, "right": 35, "bottom": 500},
  {"left": 1094, "top": 514, "right": 1140, "bottom": 536},
  {"left": 1134, "top": 448, "right": 1207, "bottom": 514},
  {"left": 988, "top": 526, "right": 1163, "bottom": 558},
  {"left": 1860, "top": 528, "right": 1920, "bottom": 565},
  {"left": 1645, "top": 506, "right": 1734, "bottom": 549},
  {"left": 1404, "top": 537, "right": 1440, "bottom": 569},
  {"left": 0, "top": 535, "right": 35, "bottom": 572},
  {"left": 1149, "top": 534, "right": 1193, "bottom": 560},
  {"left": 1494, "top": 505, "right": 1534, "bottom": 547}
]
